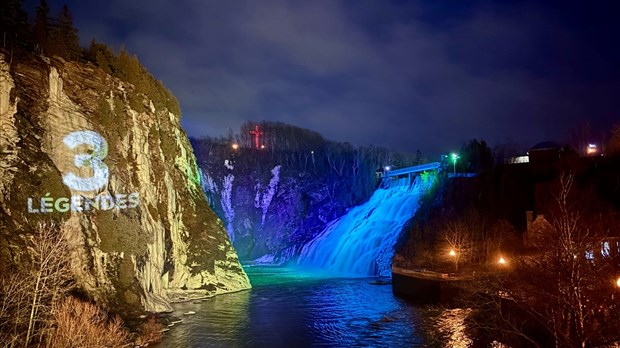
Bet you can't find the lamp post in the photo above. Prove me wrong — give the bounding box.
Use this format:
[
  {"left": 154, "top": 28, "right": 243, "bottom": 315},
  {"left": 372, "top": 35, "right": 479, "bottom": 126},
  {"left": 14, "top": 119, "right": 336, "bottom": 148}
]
[{"left": 450, "top": 153, "right": 460, "bottom": 175}]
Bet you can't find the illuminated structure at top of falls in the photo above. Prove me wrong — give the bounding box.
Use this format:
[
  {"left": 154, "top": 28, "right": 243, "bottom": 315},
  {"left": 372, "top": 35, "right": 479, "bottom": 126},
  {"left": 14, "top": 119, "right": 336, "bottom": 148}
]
[{"left": 298, "top": 164, "right": 439, "bottom": 277}]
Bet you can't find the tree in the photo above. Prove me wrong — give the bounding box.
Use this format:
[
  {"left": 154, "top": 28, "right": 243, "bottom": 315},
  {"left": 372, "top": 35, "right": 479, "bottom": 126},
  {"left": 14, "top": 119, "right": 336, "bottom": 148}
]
[
  {"left": 414, "top": 149, "right": 426, "bottom": 165},
  {"left": 33, "top": 0, "right": 51, "bottom": 54},
  {"left": 0, "top": 0, "right": 30, "bottom": 50},
  {"left": 85, "top": 39, "right": 116, "bottom": 74},
  {"left": 607, "top": 122, "right": 620, "bottom": 156},
  {"left": 442, "top": 220, "right": 473, "bottom": 272},
  {"left": 0, "top": 222, "right": 145, "bottom": 347},
  {"left": 0, "top": 222, "right": 72, "bottom": 346},
  {"left": 467, "top": 174, "right": 620, "bottom": 347},
  {"left": 49, "top": 5, "right": 81, "bottom": 60},
  {"left": 460, "top": 139, "right": 493, "bottom": 173}
]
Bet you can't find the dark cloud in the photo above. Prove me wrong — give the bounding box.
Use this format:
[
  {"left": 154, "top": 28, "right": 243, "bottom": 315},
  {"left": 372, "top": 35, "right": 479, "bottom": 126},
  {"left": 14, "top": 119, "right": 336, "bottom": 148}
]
[{"left": 34, "top": 0, "right": 620, "bottom": 157}]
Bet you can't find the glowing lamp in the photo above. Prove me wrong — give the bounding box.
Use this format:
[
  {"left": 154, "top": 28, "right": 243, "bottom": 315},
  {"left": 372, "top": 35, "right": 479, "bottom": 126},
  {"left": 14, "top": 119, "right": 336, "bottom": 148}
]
[
  {"left": 260, "top": 144, "right": 266, "bottom": 149},
  {"left": 384, "top": 166, "right": 391, "bottom": 171},
  {"left": 586, "top": 144, "right": 597, "bottom": 155},
  {"left": 449, "top": 249, "right": 456, "bottom": 257},
  {"left": 498, "top": 257, "right": 506, "bottom": 265},
  {"left": 616, "top": 277, "right": 620, "bottom": 288},
  {"left": 231, "top": 143, "right": 239, "bottom": 150},
  {"left": 450, "top": 152, "right": 459, "bottom": 175}
]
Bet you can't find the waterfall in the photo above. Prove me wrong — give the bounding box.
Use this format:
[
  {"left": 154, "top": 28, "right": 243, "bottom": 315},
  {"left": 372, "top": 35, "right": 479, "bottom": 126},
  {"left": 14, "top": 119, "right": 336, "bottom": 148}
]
[{"left": 298, "top": 173, "right": 435, "bottom": 277}]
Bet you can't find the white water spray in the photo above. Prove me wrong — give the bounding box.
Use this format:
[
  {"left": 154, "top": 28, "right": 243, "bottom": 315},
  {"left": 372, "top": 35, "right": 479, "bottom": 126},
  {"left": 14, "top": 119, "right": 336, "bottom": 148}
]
[{"left": 298, "top": 173, "right": 435, "bottom": 277}]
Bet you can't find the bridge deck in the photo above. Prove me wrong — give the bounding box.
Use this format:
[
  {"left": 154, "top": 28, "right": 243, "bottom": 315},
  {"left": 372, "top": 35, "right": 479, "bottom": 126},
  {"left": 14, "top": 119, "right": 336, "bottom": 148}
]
[{"left": 383, "top": 162, "right": 441, "bottom": 178}]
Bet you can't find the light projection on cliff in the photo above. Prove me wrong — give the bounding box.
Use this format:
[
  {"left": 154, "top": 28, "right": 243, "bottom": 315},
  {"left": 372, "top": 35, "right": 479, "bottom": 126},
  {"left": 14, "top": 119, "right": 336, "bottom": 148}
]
[{"left": 27, "top": 130, "right": 139, "bottom": 213}]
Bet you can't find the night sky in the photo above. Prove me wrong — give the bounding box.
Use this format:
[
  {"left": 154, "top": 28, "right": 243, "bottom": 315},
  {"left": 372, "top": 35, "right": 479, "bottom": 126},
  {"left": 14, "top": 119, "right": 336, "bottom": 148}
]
[{"left": 26, "top": 0, "right": 620, "bottom": 158}]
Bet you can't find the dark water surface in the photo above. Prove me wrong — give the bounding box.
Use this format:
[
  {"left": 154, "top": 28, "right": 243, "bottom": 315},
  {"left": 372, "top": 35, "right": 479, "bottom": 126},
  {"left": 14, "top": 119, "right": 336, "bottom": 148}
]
[{"left": 160, "top": 266, "right": 427, "bottom": 347}]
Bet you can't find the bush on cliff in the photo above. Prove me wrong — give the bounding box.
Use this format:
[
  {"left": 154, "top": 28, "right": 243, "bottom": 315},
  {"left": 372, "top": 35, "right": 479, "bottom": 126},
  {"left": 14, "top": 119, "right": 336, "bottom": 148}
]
[{"left": 0, "top": 223, "right": 162, "bottom": 347}]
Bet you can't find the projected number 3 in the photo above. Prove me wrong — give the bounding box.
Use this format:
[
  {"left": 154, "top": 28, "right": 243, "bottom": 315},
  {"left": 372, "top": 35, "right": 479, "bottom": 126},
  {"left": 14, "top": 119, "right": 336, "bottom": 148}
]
[{"left": 62, "top": 130, "right": 109, "bottom": 192}]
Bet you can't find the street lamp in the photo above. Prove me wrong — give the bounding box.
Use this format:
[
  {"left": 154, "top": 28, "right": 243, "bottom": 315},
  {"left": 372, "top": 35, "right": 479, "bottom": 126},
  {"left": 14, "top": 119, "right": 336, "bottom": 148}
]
[
  {"left": 231, "top": 143, "right": 239, "bottom": 150},
  {"left": 449, "top": 249, "right": 456, "bottom": 257},
  {"left": 498, "top": 256, "right": 506, "bottom": 265},
  {"left": 450, "top": 152, "right": 460, "bottom": 175}
]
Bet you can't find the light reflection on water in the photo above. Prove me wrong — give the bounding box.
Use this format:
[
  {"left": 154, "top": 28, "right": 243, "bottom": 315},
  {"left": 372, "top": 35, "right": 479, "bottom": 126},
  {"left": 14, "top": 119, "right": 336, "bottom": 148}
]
[
  {"left": 159, "top": 266, "right": 428, "bottom": 347},
  {"left": 433, "top": 308, "right": 472, "bottom": 348}
]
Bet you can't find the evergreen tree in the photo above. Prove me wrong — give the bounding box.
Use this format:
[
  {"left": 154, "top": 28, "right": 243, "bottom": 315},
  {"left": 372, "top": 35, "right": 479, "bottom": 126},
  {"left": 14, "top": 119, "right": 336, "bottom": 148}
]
[
  {"left": 86, "top": 39, "right": 115, "bottom": 74},
  {"left": 49, "top": 5, "right": 81, "bottom": 60},
  {"left": 460, "top": 139, "right": 493, "bottom": 173},
  {"left": 0, "top": 0, "right": 31, "bottom": 49},
  {"left": 117, "top": 47, "right": 141, "bottom": 82},
  {"left": 33, "top": 0, "right": 51, "bottom": 54}
]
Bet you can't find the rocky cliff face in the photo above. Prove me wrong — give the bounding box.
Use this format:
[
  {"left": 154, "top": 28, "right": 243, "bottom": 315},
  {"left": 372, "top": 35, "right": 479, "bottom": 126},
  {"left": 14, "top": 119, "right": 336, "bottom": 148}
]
[
  {"left": 199, "top": 162, "right": 342, "bottom": 263},
  {"left": 192, "top": 140, "right": 381, "bottom": 264},
  {"left": 0, "top": 53, "right": 250, "bottom": 313}
]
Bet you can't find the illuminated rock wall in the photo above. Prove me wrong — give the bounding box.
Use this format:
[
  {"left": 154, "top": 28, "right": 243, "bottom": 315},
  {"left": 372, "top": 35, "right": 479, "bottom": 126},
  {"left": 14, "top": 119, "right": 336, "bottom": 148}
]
[
  {"left": 196, "top": 157, "right": 376, "bottom": 264},
  {"left": 0, "top": 53, "right": 250, "bottom": 313}
]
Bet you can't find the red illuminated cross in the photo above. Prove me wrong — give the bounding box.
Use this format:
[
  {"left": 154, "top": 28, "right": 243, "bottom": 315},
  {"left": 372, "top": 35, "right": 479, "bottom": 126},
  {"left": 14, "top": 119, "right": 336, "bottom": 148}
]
[{"left": 249, "top": 125, "right": 264, "bottom": 149}]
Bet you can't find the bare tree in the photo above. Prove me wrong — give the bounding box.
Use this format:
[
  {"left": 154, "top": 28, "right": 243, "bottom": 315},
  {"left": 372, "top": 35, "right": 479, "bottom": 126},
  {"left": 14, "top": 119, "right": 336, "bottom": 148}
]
[
  {"left": 607, "top": 122, "right": 620, "bottom": 156},
  {"left": 326, "top": 145, "right": 346, "bottom": 177},
  {"left": 0, "top": 222, "right": 72, "bottom": 347},
  {"left": 442, "top": 220, "right": 473, "bottom": 272},
  {"left": 26, "top": 222, "right": 73, "bottom": 346},
  {"left": 351, "top": 149, "right": 360, "bottom": 181},
  {"left": 466, "top": 174, "right": 620, "bottom": 347},
  {"left": 0, "top": 222, "right": 145, "bottom": 347}
]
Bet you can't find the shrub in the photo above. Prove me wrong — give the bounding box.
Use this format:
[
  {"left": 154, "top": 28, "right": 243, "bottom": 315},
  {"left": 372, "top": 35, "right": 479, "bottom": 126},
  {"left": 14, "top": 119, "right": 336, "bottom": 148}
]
[
  {"left": 135, "top": 316, "right": 164, "bottom": 346},
  {"left": 49, "top": 297, "right": 132, "bottom": 348}
]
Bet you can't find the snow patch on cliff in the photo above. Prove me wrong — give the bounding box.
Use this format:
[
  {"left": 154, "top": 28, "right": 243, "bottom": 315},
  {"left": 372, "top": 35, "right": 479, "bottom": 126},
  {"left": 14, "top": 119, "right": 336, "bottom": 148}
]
[
  {"left": 221, "top": 174, "right": 235, "bottom": 240},
  {"left": 199, "top": 169, "right": 218, "bottom": 205},
  {"left": 253, "top": 165, "right": 281, "bottom": 225}
]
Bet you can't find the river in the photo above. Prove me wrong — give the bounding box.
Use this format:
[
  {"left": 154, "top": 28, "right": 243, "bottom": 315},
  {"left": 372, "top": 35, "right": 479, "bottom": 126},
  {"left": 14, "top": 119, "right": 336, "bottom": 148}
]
[{"left": 159, "top": 266, "right": 431, "bottom": 347}]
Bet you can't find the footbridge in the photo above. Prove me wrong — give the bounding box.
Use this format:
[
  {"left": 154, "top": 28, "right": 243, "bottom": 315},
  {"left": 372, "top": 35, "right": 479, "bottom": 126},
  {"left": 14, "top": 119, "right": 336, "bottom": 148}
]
[
  {"left": 381, "top": 162, "right": 441, "bottom": 179},
  {"left": 379, "top": 162, "right": 442, "bottom": 190}
]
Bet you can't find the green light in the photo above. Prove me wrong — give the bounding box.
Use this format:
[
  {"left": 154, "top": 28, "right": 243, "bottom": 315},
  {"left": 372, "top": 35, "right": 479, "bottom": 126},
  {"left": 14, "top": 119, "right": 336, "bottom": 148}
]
[
  {"left": 450, "top": 153, "right": 459, "bottom": 175},
  {"left": 450, "top": 153, "right": 459, "bottom": 163}
]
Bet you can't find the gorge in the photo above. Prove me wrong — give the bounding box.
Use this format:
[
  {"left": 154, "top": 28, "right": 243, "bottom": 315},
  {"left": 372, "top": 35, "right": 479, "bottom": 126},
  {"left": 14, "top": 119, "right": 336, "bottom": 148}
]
[{"left": 191, "top": 131, "right": 430, "bottom": 273}]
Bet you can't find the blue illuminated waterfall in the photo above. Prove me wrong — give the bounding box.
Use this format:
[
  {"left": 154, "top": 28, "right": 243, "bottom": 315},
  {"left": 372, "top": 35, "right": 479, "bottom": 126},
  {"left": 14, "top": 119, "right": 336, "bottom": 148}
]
[{"left": 298, "top": 173, "right": 435, "bottom": 277}]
